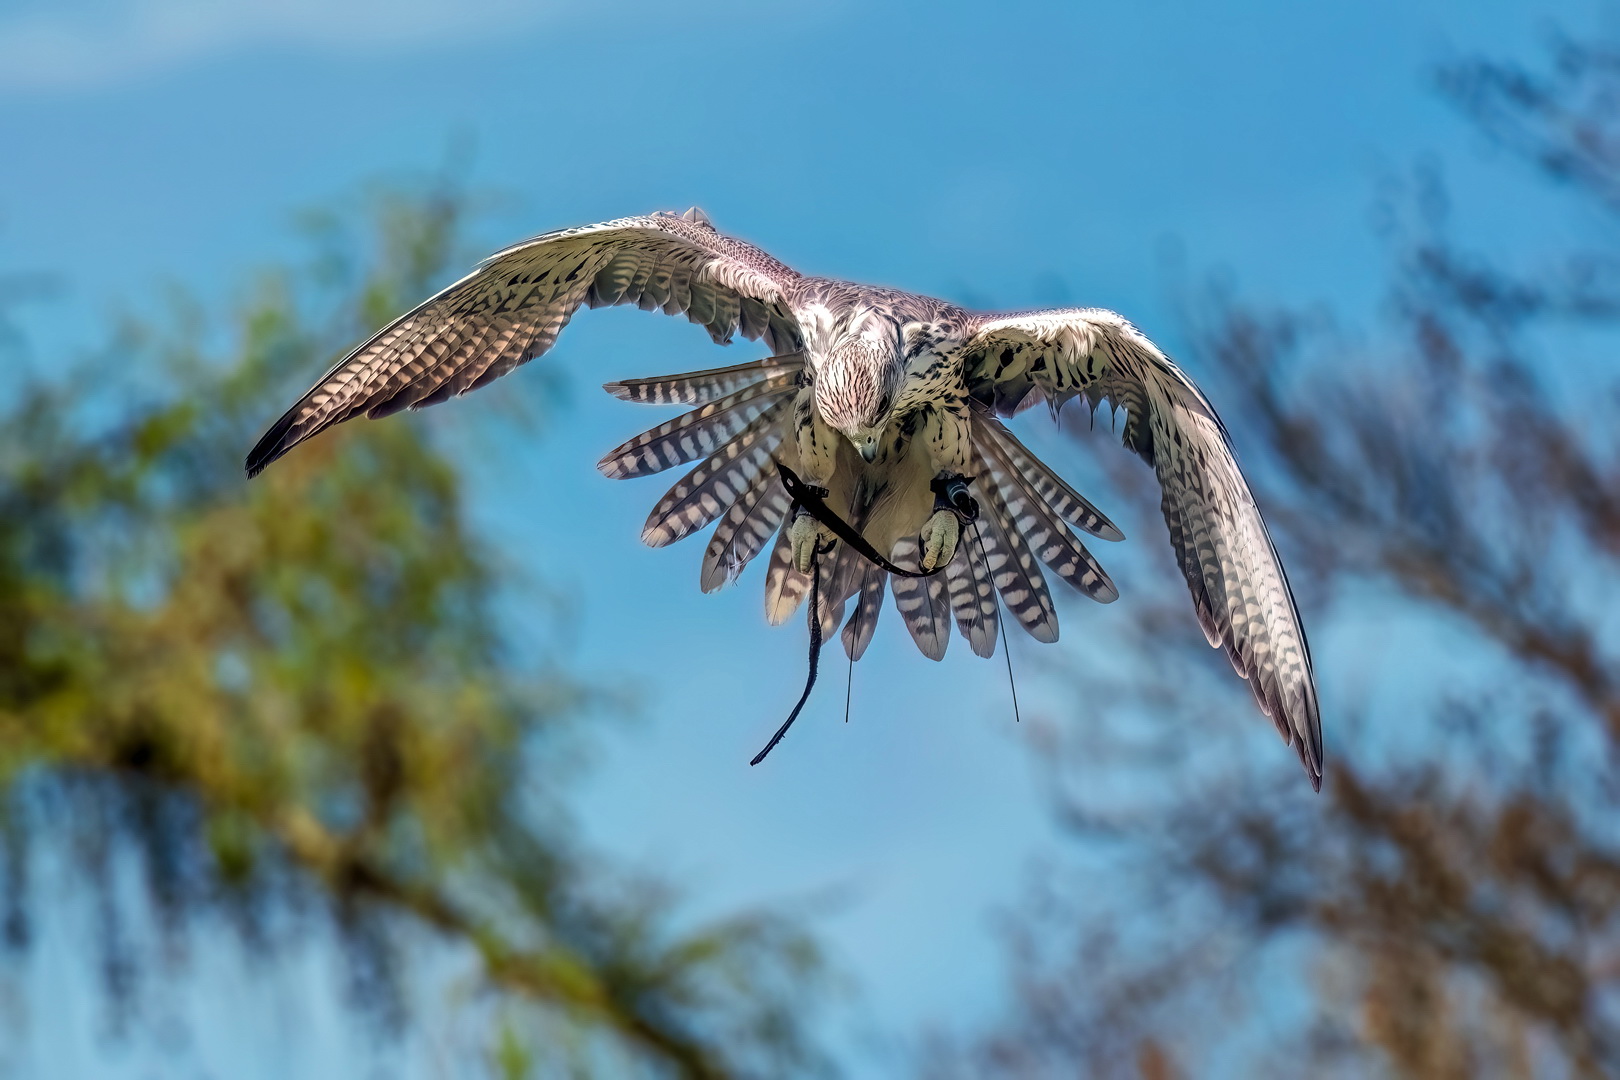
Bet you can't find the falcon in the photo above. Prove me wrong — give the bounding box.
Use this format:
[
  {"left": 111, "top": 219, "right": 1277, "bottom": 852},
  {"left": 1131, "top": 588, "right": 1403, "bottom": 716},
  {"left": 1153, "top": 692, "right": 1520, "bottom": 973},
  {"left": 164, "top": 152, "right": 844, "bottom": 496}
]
[{"left": 246, "top": 208, "right": 1323, "bottom": 790}]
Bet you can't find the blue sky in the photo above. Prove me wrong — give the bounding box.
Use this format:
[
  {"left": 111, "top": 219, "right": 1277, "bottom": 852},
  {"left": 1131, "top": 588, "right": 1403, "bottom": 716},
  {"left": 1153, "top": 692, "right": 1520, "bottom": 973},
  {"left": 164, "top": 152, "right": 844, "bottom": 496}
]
[{"left": 2, "top": 0, "right": 1611, "bottom": 1075}]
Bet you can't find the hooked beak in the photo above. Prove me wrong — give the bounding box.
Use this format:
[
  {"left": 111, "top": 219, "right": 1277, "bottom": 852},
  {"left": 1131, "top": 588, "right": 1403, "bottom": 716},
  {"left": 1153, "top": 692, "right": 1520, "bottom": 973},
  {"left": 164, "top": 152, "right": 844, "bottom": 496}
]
[{"left": 858, "top": 436, "right": 880, "bottom": 463}]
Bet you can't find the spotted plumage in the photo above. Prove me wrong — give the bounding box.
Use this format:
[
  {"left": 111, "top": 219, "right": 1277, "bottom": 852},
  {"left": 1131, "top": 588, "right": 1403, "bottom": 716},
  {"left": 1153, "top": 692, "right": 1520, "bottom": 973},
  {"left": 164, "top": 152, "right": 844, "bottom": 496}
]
[{"left": 246, "top": 207, "right": 1323, "bottom": 790}]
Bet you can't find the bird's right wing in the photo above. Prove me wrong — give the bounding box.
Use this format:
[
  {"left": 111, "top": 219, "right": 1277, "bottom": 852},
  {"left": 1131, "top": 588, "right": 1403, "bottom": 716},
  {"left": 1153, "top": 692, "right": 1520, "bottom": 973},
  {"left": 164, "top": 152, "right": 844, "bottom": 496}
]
[
  {"left": 960, "top": 307, "right": 1322, "bottom": 790},
  {"left": 246, "top": 209, "right": 803, "bottom": 476}
]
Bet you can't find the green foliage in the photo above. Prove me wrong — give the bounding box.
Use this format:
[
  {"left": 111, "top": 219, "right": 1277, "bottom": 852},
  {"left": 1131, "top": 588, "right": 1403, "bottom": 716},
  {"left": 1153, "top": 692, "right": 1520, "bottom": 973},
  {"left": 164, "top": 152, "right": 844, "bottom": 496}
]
[{"left": 0, "top": 183, "right": 823, "bottom": 1078}]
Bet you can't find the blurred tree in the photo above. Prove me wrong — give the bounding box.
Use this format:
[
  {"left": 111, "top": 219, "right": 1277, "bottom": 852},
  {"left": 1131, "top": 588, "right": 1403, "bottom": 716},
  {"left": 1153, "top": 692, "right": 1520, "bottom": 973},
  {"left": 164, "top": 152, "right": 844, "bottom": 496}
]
[
  {"left": 0, "top": 180, "right": 822, "bottom": 1078},
  {"left": 924, "top": 31, "right": 1620, "bottom": 1080}
]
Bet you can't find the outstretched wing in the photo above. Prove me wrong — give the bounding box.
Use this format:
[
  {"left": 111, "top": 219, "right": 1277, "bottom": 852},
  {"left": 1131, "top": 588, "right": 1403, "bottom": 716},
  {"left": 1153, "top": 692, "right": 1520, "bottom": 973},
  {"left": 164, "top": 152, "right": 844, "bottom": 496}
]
[
  {"left": 246, "top": 208, "right": 804, "bottom": 476},
  {"left": 959, "top": 308, "right": 1323, "bottom": 790}
]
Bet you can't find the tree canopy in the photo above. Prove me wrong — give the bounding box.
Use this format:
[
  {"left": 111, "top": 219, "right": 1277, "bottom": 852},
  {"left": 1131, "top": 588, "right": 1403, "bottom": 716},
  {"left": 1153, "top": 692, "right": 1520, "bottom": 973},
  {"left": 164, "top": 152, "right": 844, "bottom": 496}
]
[{"left": 0, "top": 181, "right": 823, "bottom": 1079}]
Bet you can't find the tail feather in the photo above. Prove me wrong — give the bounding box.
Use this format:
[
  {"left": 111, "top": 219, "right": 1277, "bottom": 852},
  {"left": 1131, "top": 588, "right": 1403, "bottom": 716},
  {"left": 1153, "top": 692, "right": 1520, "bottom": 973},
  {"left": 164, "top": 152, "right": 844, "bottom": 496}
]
[
  {"left": 889, "top": 537, "right": 951, "bottom": 661},
  {"left": 817, "top": 590, "right": 848, "bottom": 642},
  {"left": 763, "top": 522, "right": 811, "bottom": 626},
  {"left": 817, "top": 541, "right": 872, "bottom": 640},
  {"left": 977, "top": 429, "right": 1119, "bottom": 604},
  {"left": 841, "top": 566, "right": 886, "bottom": 661},
  {"left": 976, "top": 415, "right": 1124, "bottom": 541},
  {"left": 944, "top": 533, "right": 999, "bottom": 658},
  {"left": 702, "top": 475, "right": 792, "bottom": 593},
  {"left": 641, "top": 402, "right": 788, "bottom": 547},
  {"left": 972, "top": 446, "right": 1061, "bottom": 643},
  {"left": 763, "top": 508, "right": 876, "bottom": 631},
  {"left": 604, "top": 353, "right": 803, "bottom": 405},
  {"left": 597, "top": 374, "right": 796, "bottom": 480}
]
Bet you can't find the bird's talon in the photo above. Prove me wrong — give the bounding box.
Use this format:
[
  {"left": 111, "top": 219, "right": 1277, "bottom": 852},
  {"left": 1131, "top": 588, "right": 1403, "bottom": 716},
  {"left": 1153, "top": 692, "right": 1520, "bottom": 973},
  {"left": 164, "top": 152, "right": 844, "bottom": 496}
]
[
  {"left": 789, "top": 510, "right": 835, "bottom": 573},
  {"left": 919, "top": 509, "right": 961, "bottom": 572}
]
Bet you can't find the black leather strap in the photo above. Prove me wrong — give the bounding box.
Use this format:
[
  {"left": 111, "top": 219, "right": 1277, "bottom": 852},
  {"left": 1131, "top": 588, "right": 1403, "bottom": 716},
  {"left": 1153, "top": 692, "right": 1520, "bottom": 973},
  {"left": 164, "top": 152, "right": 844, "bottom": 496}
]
[
  {"left": 929, "top": 474, "right": 980, "bottom": 522},
  {"left": 775, "top": 459, "right": 943, "bottom": 579}
]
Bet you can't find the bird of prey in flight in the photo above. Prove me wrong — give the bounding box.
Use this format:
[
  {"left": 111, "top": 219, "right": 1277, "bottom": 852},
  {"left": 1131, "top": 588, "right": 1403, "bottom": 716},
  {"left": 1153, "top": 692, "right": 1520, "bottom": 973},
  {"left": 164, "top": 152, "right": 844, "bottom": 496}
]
[{"left": 246, "top": 207, "right": 1323, "bottom": 790}]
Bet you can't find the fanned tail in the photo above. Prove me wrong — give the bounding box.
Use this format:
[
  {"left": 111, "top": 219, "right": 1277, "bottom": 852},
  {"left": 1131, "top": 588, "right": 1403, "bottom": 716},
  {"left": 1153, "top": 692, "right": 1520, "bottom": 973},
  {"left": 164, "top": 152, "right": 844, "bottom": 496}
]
[
  {"left": 641, "top": 401, "right": 790, "bottom": 547},
  {"left": 889, "top": 536, "right": 951, "bottom": 661},
  {"left": 944, "top": 533, "right": 999, "bottom": 658},
  {"left": 603, "top": 353, "right": 804, "bottom": 405},
  {"left": 970, "top": 444, "right": 1060, "bottom": 643},
  {"left": 762, "top": 492, "right": 878, "bottom": 631},
  {"left": 975, "top": 414, "right": 1124, "bottom": 540},
  {"left": 840, "top": 565, "right": 886, "bottom": 660},
  {"left": 702, "top": 475, "right": 792, "bottom": 593},
  {"left": 975, "top": 424, "right": 1119, "bottom": 603},
  {"left": 597, "top": 374, "right": 797, "bottom": 479},
  {"left": 763, "top": 524, "right": 812, "bottom": 626},
  {"left": 808, "top": 541, "right": 866, "bottom": 641},
  {"left": 599, "top": 359, "right": 1125, "bottom": 666}
]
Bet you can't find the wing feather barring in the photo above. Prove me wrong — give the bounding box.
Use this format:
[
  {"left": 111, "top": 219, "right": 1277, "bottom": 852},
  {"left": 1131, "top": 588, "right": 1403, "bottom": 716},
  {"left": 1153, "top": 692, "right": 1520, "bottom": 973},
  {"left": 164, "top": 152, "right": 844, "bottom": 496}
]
[{"left": 247, "top": 207, "right": 1323, "bottom": 791}]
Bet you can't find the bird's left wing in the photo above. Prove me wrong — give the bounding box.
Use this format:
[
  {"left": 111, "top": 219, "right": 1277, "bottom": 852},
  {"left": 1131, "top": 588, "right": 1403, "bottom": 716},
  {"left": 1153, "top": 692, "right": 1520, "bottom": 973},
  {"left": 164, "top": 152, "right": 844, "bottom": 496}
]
[
  {"left": 246, "top": 209, "right": 803, "bottom": 476},
  {"left": 959, "top": 308, "right": 1322, "bottom": 790}
]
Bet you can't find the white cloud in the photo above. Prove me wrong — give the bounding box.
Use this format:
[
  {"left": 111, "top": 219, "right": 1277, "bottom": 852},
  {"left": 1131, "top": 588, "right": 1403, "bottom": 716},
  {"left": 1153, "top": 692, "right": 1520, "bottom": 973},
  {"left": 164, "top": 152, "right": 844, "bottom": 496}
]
[{"left": 0, "top": 0, "right": 570, "bottom": 90}]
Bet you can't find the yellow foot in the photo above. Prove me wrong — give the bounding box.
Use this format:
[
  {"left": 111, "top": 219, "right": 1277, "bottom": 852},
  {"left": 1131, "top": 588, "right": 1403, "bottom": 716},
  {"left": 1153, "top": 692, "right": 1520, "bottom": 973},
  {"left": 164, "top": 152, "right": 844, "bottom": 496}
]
[
  {"left": 919, "top": 508, "right": 961, "bottom": 572},
  {"left": 789, "top": 509, "right": 836, "bottom": 573}
]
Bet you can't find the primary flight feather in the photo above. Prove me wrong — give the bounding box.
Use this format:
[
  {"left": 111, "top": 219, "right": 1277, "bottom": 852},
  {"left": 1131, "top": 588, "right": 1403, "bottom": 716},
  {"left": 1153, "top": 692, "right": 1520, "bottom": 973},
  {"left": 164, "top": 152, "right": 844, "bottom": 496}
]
[{"left": 246, "top": 207, "right": 1323, "bottom": 791}]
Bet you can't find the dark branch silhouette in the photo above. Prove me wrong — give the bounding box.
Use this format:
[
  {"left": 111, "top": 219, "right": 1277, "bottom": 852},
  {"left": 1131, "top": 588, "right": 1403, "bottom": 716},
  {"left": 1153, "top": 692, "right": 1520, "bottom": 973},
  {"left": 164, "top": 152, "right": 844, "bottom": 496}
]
[{"left": 926, "top": 29, "right": 1620, "bottom": 1080}]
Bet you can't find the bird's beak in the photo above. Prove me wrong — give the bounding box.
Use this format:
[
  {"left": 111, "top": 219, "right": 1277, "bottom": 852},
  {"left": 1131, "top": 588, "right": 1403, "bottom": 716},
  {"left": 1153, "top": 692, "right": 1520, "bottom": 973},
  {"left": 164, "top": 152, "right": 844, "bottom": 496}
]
[{"left": 859, "top": 437, "right": 879, "bottom": 463}]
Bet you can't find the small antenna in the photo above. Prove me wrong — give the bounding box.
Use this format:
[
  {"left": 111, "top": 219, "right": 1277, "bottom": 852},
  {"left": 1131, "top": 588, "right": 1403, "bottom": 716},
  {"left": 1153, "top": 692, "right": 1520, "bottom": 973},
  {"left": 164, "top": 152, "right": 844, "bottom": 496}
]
[{"left": 844, "top": 652, "right": 854, "bottom": 724}]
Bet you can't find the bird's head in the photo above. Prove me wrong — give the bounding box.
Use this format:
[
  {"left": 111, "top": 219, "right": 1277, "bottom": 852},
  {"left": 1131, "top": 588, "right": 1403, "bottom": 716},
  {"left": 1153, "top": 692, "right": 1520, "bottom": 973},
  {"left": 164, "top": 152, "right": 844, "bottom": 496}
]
[{"left": 815, "top": 318, "right": 904, "bottom": 463}]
